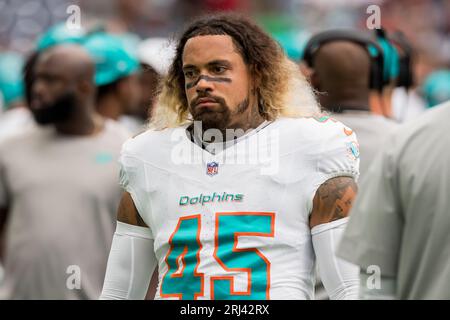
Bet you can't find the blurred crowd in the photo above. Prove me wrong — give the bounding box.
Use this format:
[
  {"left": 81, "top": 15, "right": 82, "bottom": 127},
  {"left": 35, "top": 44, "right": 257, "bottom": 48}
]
[
  {"left": 0, "top": 0, "right": 449, "bottom": 300},
  {"left": 1, "top": 0, "right": 449, "bottom": 119}
]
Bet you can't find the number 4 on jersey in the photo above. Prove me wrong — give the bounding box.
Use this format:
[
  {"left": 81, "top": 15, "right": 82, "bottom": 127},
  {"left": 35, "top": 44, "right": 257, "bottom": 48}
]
[
  {"left": 160, "top": 215, "right": 204, "bottom": 300},
  {"left": 160, "top": 212, "right": 275, "bottom": 300}
]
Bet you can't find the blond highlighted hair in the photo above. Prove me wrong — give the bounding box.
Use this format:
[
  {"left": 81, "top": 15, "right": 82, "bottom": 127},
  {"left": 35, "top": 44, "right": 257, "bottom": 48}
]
[{"left": 149, "top": 13, "right": 320, "bottom": 130}]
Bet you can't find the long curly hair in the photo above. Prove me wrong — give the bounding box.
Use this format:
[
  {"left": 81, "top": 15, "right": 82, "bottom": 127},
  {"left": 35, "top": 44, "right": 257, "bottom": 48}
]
[{"left": 149, "top": 13, "right": 319, "bottom": 129}]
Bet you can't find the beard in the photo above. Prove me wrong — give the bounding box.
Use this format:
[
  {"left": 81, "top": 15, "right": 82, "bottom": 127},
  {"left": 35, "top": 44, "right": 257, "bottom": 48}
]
[
  {"left": 31, "top": 91, "right": 77, "bottom": 125},
  {"left": 189, "top": 94, "right": 249, "bottom": 132}
]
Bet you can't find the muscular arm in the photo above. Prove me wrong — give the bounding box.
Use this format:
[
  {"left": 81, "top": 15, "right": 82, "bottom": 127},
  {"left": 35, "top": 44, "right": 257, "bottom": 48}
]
[
  {"left": 309, "top": 176, "right": 360, "bottom": 300},
  {"left": 309, "top": 176, "right": 358, "bottom": 228},
  {"left": 118, "top": 193, "right": 159, "bottom": 299}
]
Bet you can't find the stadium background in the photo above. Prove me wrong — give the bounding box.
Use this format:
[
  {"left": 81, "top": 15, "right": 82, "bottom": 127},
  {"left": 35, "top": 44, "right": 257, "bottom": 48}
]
[{"left": 0, "top": 0, "right": 448, "bottom": 85}]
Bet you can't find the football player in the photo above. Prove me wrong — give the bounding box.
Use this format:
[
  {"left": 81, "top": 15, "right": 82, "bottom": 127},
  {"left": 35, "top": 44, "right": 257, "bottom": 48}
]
[{"left": 100, "top": 13, "right": 360, "bottom": 300}]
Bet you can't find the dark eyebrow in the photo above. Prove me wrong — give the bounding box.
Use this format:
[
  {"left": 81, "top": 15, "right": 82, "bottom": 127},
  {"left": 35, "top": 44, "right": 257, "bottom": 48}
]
[
  {"left": 182, "top": 64, "right": 197, "bottom": 71},
  {"left": 207, "top": 60, "right": 231, "bottom": 67},
  {"left": 182, "top": 60, "right": 232, "bottom": 71}
]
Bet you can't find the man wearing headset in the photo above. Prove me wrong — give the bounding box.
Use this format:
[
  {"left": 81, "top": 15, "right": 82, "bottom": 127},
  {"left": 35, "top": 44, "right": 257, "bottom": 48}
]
[{"left": 302, "top": 30, "right": 399, "bottom": 181}]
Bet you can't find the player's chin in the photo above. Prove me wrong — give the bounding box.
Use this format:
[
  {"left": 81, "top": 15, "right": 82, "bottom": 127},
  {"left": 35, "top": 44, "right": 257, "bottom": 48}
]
[{"left": 194, "top": 112, "right": 228, "bottom": 131}]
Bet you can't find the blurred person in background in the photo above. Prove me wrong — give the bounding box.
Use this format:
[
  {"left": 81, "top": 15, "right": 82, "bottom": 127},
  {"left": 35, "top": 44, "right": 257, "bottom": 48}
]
[
  {"left": 379, "top": 0, "right": 448, "bottom": 123},
  {"left": 0, "top": 51, "right": 33, "bottom": 287},
  {"left": 0, "top": 44, "right": 129, "bottom": 299},
  {"left": 0, "top": 52, "right": 35, "bottom": 142},
  {"left": 0, "top": 22, "right": 91, "bottom": 144},
  {"left": 36, "top": 23, "right": 87, "bottom": 53},
  {"left": 369, "top": 29, "right": 401, "bottom": 119},
  {"left": 118, "top": 39, "right": 179, "bottom": 296},
  {"left": 118, "top": 37, "right": 178, "bottom": 134},
  {"left": 302, "top": 29, "right": 399, "bottom": 300},
  {"left": 382, "top": 30, "right": 424, "bottom": 124},
  {"left": 304, "top": 30, "right": 399, "bottom": 181},
  {"left": 82, "top": 32, "right": 142, "bottom": 126},
  {"left": 338, "top": 99, "right": 450, "bottom": 299},
  {"left": 371, "top": 29, "right": 429, "bottom": 125}
]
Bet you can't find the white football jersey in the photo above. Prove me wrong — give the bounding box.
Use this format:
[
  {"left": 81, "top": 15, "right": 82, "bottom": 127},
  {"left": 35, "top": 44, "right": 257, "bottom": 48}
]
[{"left": 119, "top": 116, "right": 359, "bottom": 300}]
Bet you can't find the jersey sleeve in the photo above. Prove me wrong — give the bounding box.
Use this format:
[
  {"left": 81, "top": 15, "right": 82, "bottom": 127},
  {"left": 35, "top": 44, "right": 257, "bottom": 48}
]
[
  {"left": 305, "top": 119, "right": 360, "bottom": 215},
  {"left": 337, "top": 139, "right": 403, "bottom": 277},
  {"left": 118, "top": 138, "right": 154, "bottom": 239}
]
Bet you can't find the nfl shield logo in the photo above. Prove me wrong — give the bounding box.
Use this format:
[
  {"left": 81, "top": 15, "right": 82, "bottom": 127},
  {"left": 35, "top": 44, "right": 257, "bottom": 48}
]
[{"left": 206, "top": 162, "right": 219, "bottom": 176}]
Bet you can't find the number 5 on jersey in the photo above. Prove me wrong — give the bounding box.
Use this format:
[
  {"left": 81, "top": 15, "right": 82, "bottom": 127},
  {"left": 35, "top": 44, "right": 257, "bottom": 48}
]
[{"left": 160, "top": 212, "right": 275, "bottom": 300}]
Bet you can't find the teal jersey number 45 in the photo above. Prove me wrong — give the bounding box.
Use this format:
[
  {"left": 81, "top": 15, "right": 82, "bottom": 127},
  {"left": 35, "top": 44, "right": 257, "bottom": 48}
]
[{"left": 160, "top": 212, "right": 275, "bottom": 300}]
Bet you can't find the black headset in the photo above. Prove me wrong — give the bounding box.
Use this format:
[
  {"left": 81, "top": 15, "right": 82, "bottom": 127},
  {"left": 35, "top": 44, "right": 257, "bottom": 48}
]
[
  {"left": 303, "top": 29, "right": 385, "bottom": 92},
  {"left": 388, "top": 31, "right": 414, "bottom": 90}
]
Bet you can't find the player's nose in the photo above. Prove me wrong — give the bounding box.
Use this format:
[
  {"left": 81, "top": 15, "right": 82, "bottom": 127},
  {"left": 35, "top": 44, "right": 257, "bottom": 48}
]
[{"left": 195, "top": 75, "right": 214, "bottom": 93}]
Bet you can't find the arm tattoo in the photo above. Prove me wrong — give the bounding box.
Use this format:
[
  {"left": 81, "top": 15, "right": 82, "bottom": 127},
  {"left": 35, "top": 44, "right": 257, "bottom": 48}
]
[{"left": 310, "top": 176, "right": 358, "bottom": 228}]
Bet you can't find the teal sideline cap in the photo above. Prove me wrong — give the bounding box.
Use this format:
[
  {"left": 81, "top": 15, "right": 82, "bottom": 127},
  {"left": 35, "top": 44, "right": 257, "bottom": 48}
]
[
  {"left": 37, "top": 22, "right": 86, "bottom": 52},
  {"left": 82, "top": 32, "right": 140, "bottom": 86},
  {"left": 0, "top": 52, "right": 24, "bottom": 110},
  {"left": 422, "top": 70, "right": 450, "bottom": 108}
]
